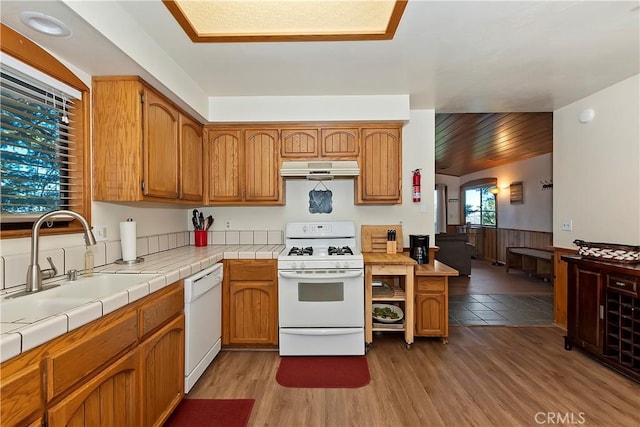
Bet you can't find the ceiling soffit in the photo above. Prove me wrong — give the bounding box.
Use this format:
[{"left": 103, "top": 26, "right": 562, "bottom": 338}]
[
  {"left": 435, "top": 113, "right": 553, "bottom": 177},
  {"left": 162, "top": 0, "right": 408, "bottom": 42}
]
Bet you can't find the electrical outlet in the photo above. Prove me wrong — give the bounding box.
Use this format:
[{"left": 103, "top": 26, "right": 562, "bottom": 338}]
[
  {"left": 225, "top": 219, "right": 232, "bottom": 229},
  {"left": 94, "top": 225, "right": 108, "bottom": 241},
  {"left": 561, "top": 220, "right": 573, "bottom": 231}
]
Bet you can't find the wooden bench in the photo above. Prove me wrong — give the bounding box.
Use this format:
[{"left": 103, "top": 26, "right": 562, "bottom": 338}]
[{"left": 505, "top": 247, "right": 554, "bottom": 281}]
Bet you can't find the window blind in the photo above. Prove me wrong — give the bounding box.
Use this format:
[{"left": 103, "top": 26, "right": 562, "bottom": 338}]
[{"left": 1, "top": 62, "right": 81, "bottom": 222}]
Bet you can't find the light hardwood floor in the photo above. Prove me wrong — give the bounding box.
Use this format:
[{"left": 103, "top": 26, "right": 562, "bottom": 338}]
[{"left": 187, "top": 327, "right": 639, "bottom": 427}]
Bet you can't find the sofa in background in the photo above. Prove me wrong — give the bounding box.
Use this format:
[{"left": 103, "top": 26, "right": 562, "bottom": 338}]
[{"left": 434, "top": 233, "right": 475, "bottom": 276}]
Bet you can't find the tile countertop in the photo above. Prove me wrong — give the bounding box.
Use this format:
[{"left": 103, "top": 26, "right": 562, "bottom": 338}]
[{"left": 0, "top": 244, "right": 284, "bottom": 363}]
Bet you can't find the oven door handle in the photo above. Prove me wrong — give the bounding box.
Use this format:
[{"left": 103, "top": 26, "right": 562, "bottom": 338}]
[
  {"left": 278, "top": 271, "right": 363, "bottom": 280},
  {"left": 280, "top": 328, "right": 363, "bottom": 336}
]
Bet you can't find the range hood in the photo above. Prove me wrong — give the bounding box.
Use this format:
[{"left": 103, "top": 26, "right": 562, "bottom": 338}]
[{"left": 280, "top": 160, "right": 359, "bottom": 180}]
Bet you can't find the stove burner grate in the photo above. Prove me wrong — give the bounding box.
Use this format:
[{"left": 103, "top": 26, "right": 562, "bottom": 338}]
[
  {"left": 288, "top": 246, "right": 313, "bottom": 256},
  {"left": 328, "top": 246, "right": 354, "bottom": 256}
]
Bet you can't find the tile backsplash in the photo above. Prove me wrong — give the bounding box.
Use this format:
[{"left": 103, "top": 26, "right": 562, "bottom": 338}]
[{"left": 1, "top": 229, "right": 282, "bottom": 291}]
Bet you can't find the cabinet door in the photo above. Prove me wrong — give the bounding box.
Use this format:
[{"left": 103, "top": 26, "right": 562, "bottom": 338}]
[
  {"left": 47, "top": 350, "right": 139, "bottom": 427},
  {"left": 222, "top": 259, "right": 278, "bottom": 346},
  {"left": 207, "top": 129, "right": 243, "bottom": 202},
  {"left": 227, "top": 280, "right": 278, "bottom": 346},
  {"left": 320, "top": 128, "right": 359, "bottom": 158},
  {"left": 143, "top": 88, "right": 180, "bottom": 198},
  {"left": 415, "top": 294, "right": 446, "bottom": 336},
  {"left": 356, "top": 127, "right": 402, "bottom": 204},
  {"left": 92, "top": 78, "right": 144, "bottom": 201},
  {"left": 574, "top": 267, "right": 604, "bottom": 354},
  {"left": 0, "top": 362, "right": 42, "bottom": 427},
  {"left": 139, "top": 314, "right": 185, "bottom": 427},
  {"left": 244, "top": 129, "right": 282, "bottom": 203},
  {"left": 180, "top": 114, "right": 203, "bottom": 201},
  {"left": 281, "top": 128, "right": 319, "bottom": 158}
]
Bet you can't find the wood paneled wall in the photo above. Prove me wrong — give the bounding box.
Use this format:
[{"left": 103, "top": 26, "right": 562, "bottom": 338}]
[{"left": 442, "top": 226, "right": 552, "bottom": 265}]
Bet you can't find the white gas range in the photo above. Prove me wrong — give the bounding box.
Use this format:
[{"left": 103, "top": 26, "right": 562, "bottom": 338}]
[{"left": 278, "top": 221, "right": 365, "bottom": 356}]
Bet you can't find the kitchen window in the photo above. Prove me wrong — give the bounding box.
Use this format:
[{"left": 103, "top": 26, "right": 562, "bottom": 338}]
[{"left": 0, "top": 25, "right": 90, "bottom": 237}]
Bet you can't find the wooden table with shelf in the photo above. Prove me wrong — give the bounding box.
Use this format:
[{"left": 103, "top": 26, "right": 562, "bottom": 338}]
[{"left": 363, "top": 252, "right": 417, "bottom": 350}]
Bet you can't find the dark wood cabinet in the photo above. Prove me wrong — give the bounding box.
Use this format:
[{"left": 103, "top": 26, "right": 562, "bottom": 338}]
[
  {"left": 564, "top": 256, "right": 639, "bottom": 382},
  {"left": 573, "top": 267, "right": 604, "bottom": 354}
]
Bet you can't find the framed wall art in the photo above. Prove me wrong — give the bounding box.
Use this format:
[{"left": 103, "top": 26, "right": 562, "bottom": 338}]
[{"left": 510, "top": 181, "right": 524, "bottom": 204}]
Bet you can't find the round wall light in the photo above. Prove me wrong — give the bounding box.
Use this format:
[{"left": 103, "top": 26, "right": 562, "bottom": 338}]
[
  {"left": 578, "top": 108, "right": 595, "bottom": 124},
  {"left": 19, "top": 11, "right": 72, "bottom": 37}
]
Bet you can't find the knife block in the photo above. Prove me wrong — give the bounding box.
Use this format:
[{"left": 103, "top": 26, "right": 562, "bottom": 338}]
[{"left": 386, "top": 241, "right": 397, "bottom": 254}]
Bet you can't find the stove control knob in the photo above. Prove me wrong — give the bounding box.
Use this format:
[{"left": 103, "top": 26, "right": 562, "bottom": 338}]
[
  {"left": 335, "top": 261, "right": 343, "bottom": 268},
  {"left": 300, "top": 261, "right": 305, "bottom": 269},
  {"left": 290, "top": 261, "right": 297, "bottom": 269}
]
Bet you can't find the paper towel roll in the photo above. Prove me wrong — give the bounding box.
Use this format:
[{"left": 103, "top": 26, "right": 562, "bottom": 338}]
[{"left": 120, "top": 218, "right": 137, "bottom": 262}]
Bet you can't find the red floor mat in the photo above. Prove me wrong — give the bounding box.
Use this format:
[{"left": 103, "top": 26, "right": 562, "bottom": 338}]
[
  {"left": 276, "top": 356, "right": 370, "bottom": 388},
  {"left": 164, "top": 399, "right": 254, "bottom": 427}
]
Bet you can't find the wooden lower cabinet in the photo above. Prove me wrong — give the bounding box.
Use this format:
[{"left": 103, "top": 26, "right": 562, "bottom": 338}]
[
  {"left": 140, "top": 314, "right": 185, "bottom": 427},
  {"left": 414, "top": 262, "right": 458, "bottom": 342},
  {"left": 0, "top": 361, "right": 42, "bottom": 426},
  {"left": 415, "top": 293, "right": 447, "bottom": 336},
  {"left": 223, "top": 259, "right": 278, "bottom": 347},
  {"left": 47, "top": 350, "right": 140, "bottom": 427},
  {"left": 0, "top": 282, "right": 185, "bottom": 427}
]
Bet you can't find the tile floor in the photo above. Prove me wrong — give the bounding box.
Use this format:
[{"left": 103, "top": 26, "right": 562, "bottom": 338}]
[{"left": 449, "top": 294, "right": 554, "bottom": 326}]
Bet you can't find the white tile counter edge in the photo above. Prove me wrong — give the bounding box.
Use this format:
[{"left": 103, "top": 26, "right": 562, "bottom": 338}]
[{"left": 0, "top": 244, "right": 284, "bottom": 363}]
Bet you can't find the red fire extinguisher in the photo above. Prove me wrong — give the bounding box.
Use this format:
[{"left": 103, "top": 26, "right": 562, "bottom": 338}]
[{"left": 412, "top": 169, "right": 422, "bottom": 202}]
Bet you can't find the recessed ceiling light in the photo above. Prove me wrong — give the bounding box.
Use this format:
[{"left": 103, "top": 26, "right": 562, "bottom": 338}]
[
  {"left": 163, "top": 0, "right": 407, "bottom": 43},
  {"left": 19, "top": 11, "right": 72, "bottom": 37}
]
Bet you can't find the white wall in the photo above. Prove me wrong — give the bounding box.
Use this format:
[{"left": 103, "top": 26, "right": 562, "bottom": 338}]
[
  {"left": 209, "top": 95, "right": 410, "bottom": 122},
  {"left": 459, "top": 154, "right": 553, "bottom": 232},
  {"left": 435, "top": 174, "right": 461, "bottom": 225},
  {"left": 554, "top": 74, "right": 640, "bottom": 249},
  {"left": 436, "top": 154, "right": 553, "bottom": 232}
]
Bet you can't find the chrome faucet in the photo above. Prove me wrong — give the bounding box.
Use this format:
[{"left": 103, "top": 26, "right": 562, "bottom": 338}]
[{"left": 26, "top": 210, "right": 97, "bottom": 293}]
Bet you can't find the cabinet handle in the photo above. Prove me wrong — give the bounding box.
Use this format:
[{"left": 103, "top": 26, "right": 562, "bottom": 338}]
[
  {"left": 599, "top": 304, "right": 604, "bottom": 320},
  {"left": 615, "top": 281, "right": 626, "bottom": 287}
]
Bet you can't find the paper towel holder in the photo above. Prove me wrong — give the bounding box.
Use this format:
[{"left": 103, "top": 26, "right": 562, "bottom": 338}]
[
  {"left": 116, "top": 217, "right": 144, "bottom": 264},
  {"left": 115, "top": 256, "right": 145, "bottom": 265}
]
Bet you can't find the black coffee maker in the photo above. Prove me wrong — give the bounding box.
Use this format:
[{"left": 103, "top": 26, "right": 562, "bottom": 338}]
[{"left": 409, "top": 235, "right": 429, "bottom": 264}]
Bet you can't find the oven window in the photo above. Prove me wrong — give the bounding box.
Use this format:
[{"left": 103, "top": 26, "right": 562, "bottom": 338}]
[{"left": 298, "top": 282, "right": 344, "bottom": 302}]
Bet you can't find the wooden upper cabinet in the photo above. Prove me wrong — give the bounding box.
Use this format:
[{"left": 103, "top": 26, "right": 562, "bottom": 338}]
[
  {"left": 143, "top": 88, "right": 180, "bottom": 199},
  {"left": 205, "top": 127, "right": 283, "bottom": 205},
  {"left": 281, "top": 128, "right": 319, "bottom": 158},
  {"left": 320, "top": 128, "right": 359, "bottom": 158},
  {"left": 206, "top": 129, "right": 243, "bottom": 203},
  {"left": 280, "top": 127, "right": 359, "bottom": 159},
  {"left": 92, "top": 77, "right": 144, "bottom": 201},
  {"left": 244, "top": 129, "right": 280, "bottom": 202},
  {"left": 356, "top": 126, "right": 402, "bottom": 204},
  {"left": 92, "top": 76, "right": 202, "bottom": 204},
  {"left": 179, "top": 114, "right": 204, "bottom": 201}
]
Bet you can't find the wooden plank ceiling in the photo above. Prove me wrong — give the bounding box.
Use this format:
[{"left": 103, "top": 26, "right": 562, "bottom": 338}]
[{"left": 435, "top": 113, "right": 553, "bottom": 177}]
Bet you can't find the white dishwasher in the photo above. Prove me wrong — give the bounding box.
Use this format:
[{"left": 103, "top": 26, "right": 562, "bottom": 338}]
[{"left": 184, "top": 263, "right": 223, "bottom": 393}]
